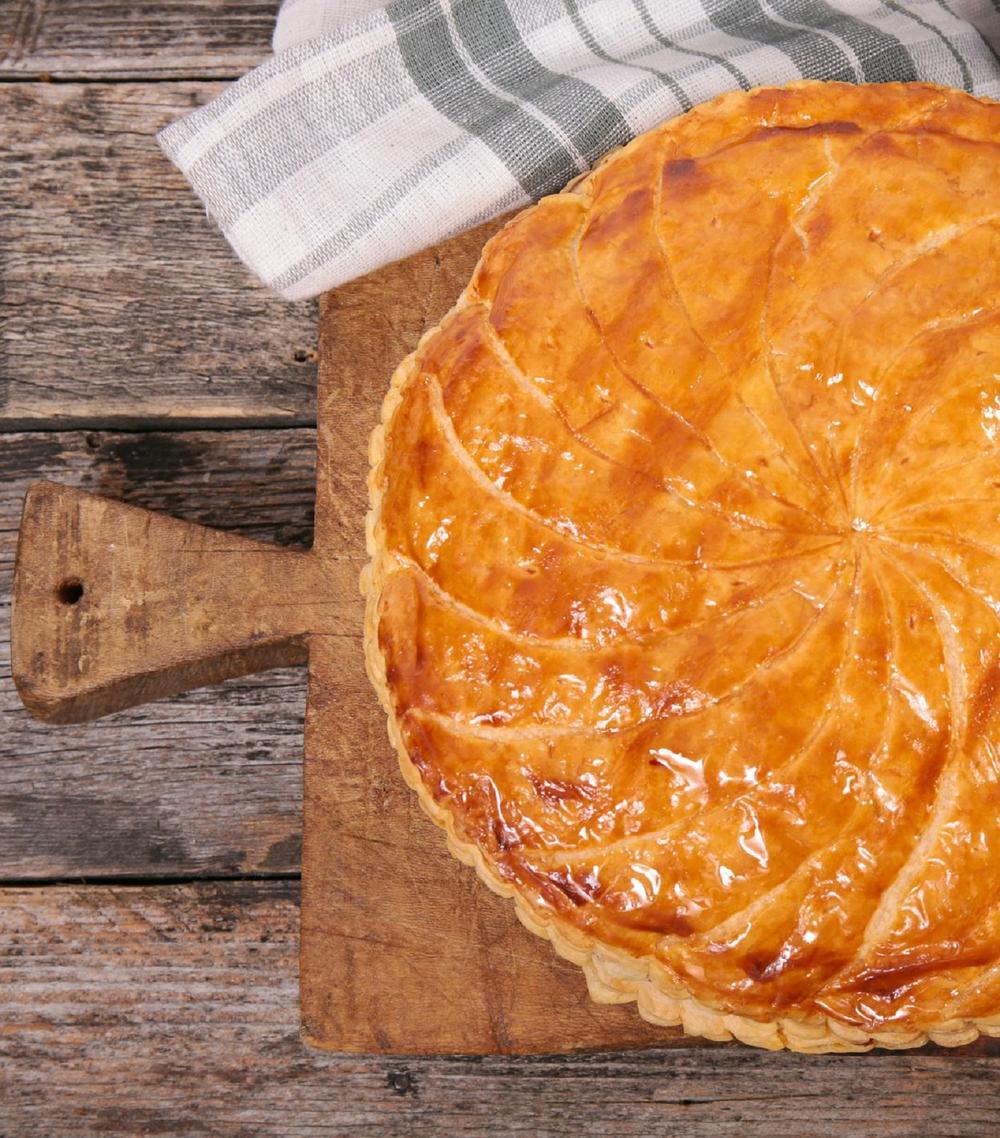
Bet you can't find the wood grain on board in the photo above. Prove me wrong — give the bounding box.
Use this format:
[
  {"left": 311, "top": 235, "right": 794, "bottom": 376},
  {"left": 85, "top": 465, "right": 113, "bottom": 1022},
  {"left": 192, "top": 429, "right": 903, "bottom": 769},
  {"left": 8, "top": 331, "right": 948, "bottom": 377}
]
[{"left": 12, "top": 479, "right": 357, "bottom": 723}]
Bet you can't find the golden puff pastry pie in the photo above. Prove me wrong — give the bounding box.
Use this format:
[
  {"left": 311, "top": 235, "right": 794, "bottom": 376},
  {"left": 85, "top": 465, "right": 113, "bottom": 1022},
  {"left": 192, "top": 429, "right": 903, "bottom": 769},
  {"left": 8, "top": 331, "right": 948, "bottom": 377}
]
[{"left": 364, "top": 81, "right": 1000, "bottom": 1053}]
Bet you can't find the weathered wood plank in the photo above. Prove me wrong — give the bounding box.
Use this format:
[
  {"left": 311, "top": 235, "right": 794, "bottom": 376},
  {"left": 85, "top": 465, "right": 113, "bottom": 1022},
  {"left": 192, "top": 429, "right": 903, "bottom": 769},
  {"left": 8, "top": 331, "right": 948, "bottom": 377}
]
[
  {"left": 2, "top": 880, "right": 999, "bottom": 1137},
  {"left": 0, "top": 428, "right": 329, "bottom": 878},
  {"left": 0, "top": 0, "right": 274, "bottom": 78},
  {"left": 0, "top": 81, "right": 318, "bottom": 429}
]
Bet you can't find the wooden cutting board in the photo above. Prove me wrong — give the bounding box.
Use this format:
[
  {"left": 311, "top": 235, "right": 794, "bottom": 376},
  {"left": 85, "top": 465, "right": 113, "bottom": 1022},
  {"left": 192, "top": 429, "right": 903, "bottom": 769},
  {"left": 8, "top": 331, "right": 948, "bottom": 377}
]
[{"left": 11, "top": 218, "right": 668, "bottom": 1055}]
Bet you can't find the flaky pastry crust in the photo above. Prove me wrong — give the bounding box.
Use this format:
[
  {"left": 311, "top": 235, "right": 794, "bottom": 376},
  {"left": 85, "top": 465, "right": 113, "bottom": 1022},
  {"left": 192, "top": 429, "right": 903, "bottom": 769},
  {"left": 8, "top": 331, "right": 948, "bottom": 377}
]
[{"left": 363, "top": 81, "right": 1000, "bottom": 1052}]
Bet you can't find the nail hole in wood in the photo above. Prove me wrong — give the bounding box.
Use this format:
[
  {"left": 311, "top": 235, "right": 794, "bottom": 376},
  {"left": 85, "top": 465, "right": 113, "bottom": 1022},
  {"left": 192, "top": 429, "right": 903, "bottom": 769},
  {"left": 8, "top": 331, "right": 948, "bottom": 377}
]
[{"left": 57, "top": 579, "right": 84, "bottom": 606}]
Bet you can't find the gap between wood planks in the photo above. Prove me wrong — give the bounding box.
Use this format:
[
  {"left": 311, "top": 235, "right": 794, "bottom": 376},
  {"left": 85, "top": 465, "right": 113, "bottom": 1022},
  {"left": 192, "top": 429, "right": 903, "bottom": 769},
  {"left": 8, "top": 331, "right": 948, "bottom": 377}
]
[
  {"left": 4, "top": 869, "right": 301, "bottom": 886},
  {"left": 1, "top": 415, "right": 317, "bottom": 432},
  {"left": 0, "top": 71, "right": 246, "bottom": 82}
]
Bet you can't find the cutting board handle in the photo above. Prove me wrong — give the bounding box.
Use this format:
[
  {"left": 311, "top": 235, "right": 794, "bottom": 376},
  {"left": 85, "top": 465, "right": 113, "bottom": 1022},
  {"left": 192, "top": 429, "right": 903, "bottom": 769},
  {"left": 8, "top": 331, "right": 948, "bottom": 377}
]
[{"left": 11, "top": 481, "right": 337, "bottom": 723}]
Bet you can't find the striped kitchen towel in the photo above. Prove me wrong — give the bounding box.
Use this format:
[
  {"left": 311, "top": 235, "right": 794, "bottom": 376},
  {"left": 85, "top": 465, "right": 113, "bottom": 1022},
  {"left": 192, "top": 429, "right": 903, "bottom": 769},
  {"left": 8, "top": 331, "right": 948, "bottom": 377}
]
[{"left": 158, "top": 0, "right": 1000, "bottom": 301}]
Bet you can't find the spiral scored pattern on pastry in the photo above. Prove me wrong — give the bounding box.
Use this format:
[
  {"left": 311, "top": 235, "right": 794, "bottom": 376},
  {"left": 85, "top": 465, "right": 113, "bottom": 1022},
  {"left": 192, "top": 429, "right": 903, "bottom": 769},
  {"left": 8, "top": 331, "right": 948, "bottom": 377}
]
[{"left": 364, "top": 82, "right": 1000, "bottom": 1052}]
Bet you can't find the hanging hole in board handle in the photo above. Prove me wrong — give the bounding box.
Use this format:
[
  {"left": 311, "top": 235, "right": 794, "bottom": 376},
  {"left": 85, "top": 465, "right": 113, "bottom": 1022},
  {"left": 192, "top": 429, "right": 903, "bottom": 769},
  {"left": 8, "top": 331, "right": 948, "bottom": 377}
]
[{"left": 57, "top": 579, "right": 84, "bottom": 606}]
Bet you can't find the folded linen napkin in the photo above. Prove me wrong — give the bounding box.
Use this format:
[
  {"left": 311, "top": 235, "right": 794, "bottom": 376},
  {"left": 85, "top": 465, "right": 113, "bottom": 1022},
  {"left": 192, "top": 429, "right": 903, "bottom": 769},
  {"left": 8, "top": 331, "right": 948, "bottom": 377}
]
[{"left": 158, "top": 0, "right": 1000, "bottom": 301}]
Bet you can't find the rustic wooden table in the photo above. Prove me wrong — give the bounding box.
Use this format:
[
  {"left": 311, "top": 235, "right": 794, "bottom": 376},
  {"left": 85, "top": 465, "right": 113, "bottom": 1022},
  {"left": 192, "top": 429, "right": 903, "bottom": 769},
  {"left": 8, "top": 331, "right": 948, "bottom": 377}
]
[{"left": 2, "top": 3, "right": 999, "bottom": 1134}]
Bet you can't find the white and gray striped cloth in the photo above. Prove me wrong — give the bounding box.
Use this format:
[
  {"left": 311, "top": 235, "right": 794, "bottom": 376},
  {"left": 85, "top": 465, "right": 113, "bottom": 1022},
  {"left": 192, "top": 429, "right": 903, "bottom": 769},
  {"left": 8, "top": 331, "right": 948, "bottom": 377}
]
[{"left": 158, "top": 0, "right": 1000, "bottom": 300}]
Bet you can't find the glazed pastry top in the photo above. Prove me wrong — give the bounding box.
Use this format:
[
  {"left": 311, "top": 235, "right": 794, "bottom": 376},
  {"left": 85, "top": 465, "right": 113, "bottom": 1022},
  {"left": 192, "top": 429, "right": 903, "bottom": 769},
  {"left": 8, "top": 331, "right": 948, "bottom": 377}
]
[{"left": 370, "top": 82, "right": 1000, "bottom": 1035}]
